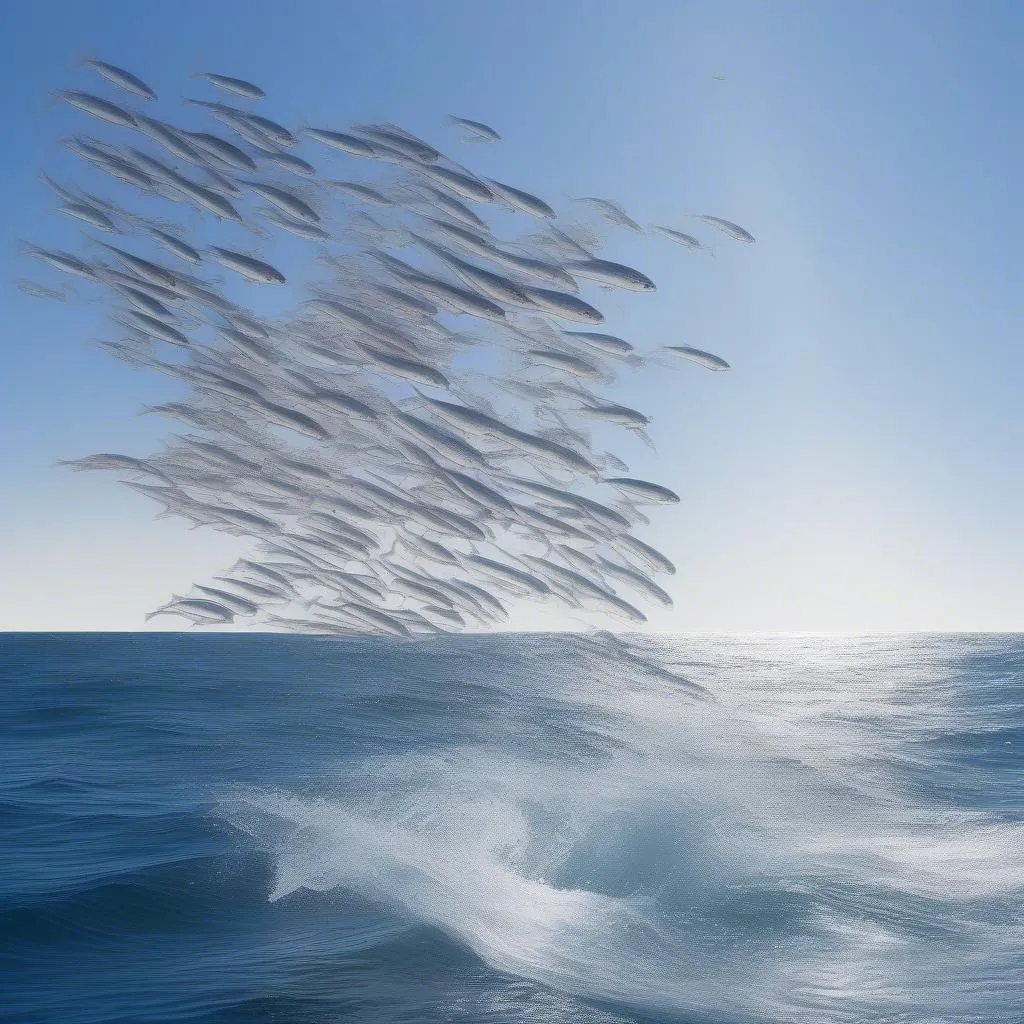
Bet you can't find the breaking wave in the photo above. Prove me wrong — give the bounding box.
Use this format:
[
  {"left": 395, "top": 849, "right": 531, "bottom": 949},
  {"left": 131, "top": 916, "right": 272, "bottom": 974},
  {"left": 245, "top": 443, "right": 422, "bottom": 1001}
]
[
  {"left": 214, "top": 633, "right": 1024, "bottom": 1023},
  {"left": 3, "top": 632, "right": 1021, "bottom": 1022}
]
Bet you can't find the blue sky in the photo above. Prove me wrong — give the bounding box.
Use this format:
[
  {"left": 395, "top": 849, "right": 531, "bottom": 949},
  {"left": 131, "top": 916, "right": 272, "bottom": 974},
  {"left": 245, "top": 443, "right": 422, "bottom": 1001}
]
[{"left": 1, "top": 0, "right": 1021, "bottom": 631}]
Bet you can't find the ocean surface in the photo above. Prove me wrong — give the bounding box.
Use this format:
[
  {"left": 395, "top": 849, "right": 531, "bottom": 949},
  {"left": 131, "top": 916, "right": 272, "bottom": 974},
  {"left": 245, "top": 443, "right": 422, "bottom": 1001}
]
[{"left": 1, "top": 632, "right": 1021, "bottom": 1024}]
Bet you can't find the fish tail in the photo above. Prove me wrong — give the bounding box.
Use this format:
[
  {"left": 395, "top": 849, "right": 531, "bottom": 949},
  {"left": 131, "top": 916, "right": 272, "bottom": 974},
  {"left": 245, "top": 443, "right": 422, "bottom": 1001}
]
[{"left": 45, "top": 89, "right": 65, "bottom": 110}]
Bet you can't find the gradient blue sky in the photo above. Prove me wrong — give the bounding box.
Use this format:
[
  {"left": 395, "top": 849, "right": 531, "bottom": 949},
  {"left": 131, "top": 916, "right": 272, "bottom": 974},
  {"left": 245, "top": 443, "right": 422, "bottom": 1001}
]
[{"left": 1, "top": 0, "right": 1021, "bottom": 631}]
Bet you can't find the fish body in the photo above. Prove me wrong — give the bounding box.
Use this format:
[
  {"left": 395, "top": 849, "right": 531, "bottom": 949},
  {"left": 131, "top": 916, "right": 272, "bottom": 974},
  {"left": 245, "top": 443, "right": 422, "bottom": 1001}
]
[
  {"left": 84, "top": 60, "right": 157, "bottom": 100},
  {"left": 565, "top": 258, "right": 656, "bottom": 292},
  {"left": 578, "top": 401, "right": 650, "bottom": 426},
  {"left": 208, "top": 246, "right": 286, "bottom": 284},
  {"left": 417, "top": 163, "right": 494, "bottom": 203},
  {"left": 573, "top": 197, "right": 642, "bottom": 233},
  {"left": 563, "top": 331, "right": 633, "bottom": 356},
  {"left": 146, "top": 597, "right": 234, "bottom": 624},
  {"left": 528, "top": 349, "right": 604, "bottom": 380},
  {"left": 185, "top": 130, "right": 258, "bottom": 171},
  {"left": 196, "top": 72, "right": 265, "bottom": 100},
  {"left": 486, "top": 179, "right": 555, "bottom": 218},
  {"left": 695, "top": 215, "right": 755, "bottom": 244},
  {"left": 243, "top": 181, "right": 319, "bottom": 224},
  {"left": 24, "top": 245, "right": 97, "bottom": 280},
  {"left": 328, "top": 180, "right": 392, "bottom": 205},
  {"left": 353, "top": 123, "right": 440, "bottom": 163},
  {"left": 522, "top": 286, "right": 604, "bottom": 324},
  {"left": 133, "top": 115, "right": 204, "bottom": 162},
  {"left": 117, "top": 308, "right": 190, "bottom": 346},
  {"left": 449, "top": 115, "right": 501, "bottom": 141},
  {"left": 194, "top": 584, "right": 260, "bottom": 615},
  {"left": 604, "top": 478, "right": 680, "bottom": 504},
  {"left": 149, "top": 229, "right": 202, "bottom": 264},
  {"left": 666, "top": 346, "right": 730, "bottom": 371},
  {"left": 305, "top": 127, "right": 376, "bottom": 157},
  {"left": 56, "top": 90, "right": 136, "bottom": 127},
  {"left": 653, "top": 225, "right": 706, "bottom": 250},
  {"left": 59, "top": 201, "right": 118, "bottom": 232},
  {"left": 252, "top": 145, "right": 316, "bottom": 176}
]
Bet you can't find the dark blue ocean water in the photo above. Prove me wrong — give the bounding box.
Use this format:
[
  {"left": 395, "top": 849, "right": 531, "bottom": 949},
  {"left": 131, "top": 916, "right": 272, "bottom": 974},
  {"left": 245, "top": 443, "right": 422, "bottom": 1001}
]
[{"left": 1, "top": 632, "right": 1022, "bottom": 1024}]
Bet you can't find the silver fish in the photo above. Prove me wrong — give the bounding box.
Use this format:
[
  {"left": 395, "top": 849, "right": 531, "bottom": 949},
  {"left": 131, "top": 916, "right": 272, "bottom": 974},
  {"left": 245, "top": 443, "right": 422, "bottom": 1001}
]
[
  {"left": 84, "top": 60, "right": 157, "bottom": 101},
  {"left": 55, "top": 89, "right": 136, "bottom": 127},
  {"left": 353, "top": 123, "right": 440, "bottom": 163},
  {"left": 243, "top": 181, "right": 319, "bottom": 224},
  {"left": 604, "top": 478, "right": 680, "bottom": 504},
  {"left": 417, "top": 163, "right": 494, "bottom": 203},
  {"left": 116, "top": 308, "right": 190, "bottom": 346},
  {"left": 59, "top": 201, "right": 118, "bottom": 232},
  {"left": 596, "top": 557, "right": 672, "bottom": 606},
  {"left": 694, "top": 215, "right": 755, "bottom": 243},
  {"left": 573, "top": 197, "right": 642, "bottom": 233},
  {"left": 304, "top": 127, "right": 376, "bottom": 157},
  {"left": 565, "top": 258, "right": 655, "bottom": 292},
  {"left": 522, "top": 286, "right": 604, "bottom": 324},
  {"left": 133, "top": 115, "right": 204, "bottom": 162},
  {"left": 149, "top": 229, "right": 202, "bottom": 265},
  {"left": 259, "top": 207, "right": 331, "bottom": 241},
  {"left": 185, "top": 130, "right": 258, "bottom": 172},
  {"left": 146, "top": 597, "right": 234, "bottom": 624},
  {"left": 653, "top": 225, "right": 707, "bottom": 251},
  {"left": 578, "top": 401, "right": 649, "bottom": 426},
  {"left": 208, "top": 247, "right": 285, "bottom": 285},
  {"left": 527, "top": 349, "right": 605, "bottom": 380},
  {"left": 410, "top": 185, "right": 490, "bottom": 231},
  {"left": 486, "top": 179, "right": 555, "bottom": 218},
  {"left": 23, "top": 244, "right": 97, "bottom": 281},
  {"left": 193, "top": 584, "right": 260, "bottom": 615},
  {"left": 666, "top": 346, "right": 730, "bottom": 371},
  {"left": 327, "top": 180, "right": 393, "bottom": 205},
  {"left": 16, "top": 278, "right": 71, "bottom": 301},
  {"left": 449, "top": 115, "right": 501, "bottom": 141},
  {"left": 252, "top": 145, "right": 316, "bottom": 177},
  {"left": 196, "top": 72, "right": 266, "bottom": 100},
  {"left": 563, "top": 331, "right": 634, "bottom": 356}
]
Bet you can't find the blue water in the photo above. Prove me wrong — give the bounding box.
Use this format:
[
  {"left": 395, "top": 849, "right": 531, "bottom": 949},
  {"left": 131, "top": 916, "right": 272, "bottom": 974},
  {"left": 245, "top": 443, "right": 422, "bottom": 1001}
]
[{"left": 1, "top": 632, "right": 1021, "bottom": 1023}]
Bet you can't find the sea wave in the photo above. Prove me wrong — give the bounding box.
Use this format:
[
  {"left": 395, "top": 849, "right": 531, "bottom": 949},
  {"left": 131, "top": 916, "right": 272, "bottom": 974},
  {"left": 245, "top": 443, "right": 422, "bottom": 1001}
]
[
  {"left": 217, "top": 634, "right": 1024, "bottom": 1023},
  {"left": 2, "top": 632, "right": 1022, "bottom": 1023}
]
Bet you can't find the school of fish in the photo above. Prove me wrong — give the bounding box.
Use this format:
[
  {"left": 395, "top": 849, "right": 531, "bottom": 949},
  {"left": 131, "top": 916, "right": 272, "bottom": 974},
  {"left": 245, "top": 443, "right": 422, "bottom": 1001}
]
[{"left": 21, "top": 60, "right": 755, "bottom": 634}]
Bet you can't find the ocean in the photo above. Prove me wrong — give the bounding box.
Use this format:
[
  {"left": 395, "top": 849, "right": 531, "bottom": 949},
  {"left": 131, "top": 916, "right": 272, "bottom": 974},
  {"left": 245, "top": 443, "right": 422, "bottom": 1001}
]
[{"left": 1, "top": 632, "right": 1021, "bottom": 1023}]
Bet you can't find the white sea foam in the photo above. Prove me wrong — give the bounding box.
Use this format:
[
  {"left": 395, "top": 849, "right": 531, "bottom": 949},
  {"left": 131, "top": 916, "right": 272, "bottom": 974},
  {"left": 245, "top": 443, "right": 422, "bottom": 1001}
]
[{"left": 218, "top": 635, "right": 1024, "bottom": 1022}]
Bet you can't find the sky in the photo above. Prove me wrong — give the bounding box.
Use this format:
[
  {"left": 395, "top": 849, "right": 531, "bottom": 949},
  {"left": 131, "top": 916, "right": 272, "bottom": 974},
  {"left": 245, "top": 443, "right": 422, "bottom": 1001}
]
[{"left": 0, "top": 0, "right": 1021, "bottom": 632}]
